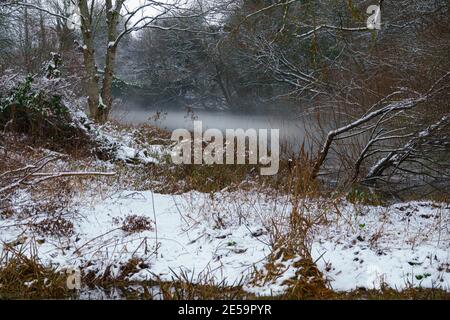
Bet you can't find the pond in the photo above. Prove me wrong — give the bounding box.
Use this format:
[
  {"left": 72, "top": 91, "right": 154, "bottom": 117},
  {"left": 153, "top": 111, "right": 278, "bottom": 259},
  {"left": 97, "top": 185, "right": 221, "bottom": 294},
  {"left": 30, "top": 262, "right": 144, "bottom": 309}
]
[{"left": 112, "top": 103, "right": 328, "bottom": 156}]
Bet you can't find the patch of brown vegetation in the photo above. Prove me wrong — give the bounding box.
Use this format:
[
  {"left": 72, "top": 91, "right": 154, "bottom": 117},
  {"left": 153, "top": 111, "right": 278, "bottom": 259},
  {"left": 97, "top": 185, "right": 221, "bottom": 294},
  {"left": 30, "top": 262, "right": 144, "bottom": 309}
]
[
  {"left": 32, "top": 216, "right": 75, "bottom": 238},
  {"left": 114, "top": 214, "right": 154, "bottom": 234},
  {"left": 0, "top": 245, "right": 74, "bottom": 299}
]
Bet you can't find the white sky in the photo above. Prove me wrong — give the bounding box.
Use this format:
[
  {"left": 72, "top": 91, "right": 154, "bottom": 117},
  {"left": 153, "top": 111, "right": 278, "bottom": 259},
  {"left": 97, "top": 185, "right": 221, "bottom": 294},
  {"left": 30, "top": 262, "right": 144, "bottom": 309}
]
[{"left": 41, "top": 0, "right": 227, "bottom": 31}]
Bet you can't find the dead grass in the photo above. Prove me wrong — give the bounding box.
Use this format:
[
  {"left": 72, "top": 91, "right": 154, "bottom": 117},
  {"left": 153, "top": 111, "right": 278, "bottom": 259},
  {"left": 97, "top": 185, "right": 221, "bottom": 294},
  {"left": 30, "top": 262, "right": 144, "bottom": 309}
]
[
  {"left": 0, "top": 247, "right": 448, "bottom": 300},
  {"left": 113, "top": 214, "right": 154, "bottom": 234},
  {"left": 0, "top": 124, "right": 448, "bottom": 300},
  {"left": 0, "top": 244, "right": 75, "bottom": 299},
  {"left": 137, "top": 141, "right": 328, "bottom": 197},
  {"left": 156, "top": 270, "right": 251, "bottom": 300},
  {"left": 335, "top": 287, "right": 450, "bottom": 300},
  {"left": 32, "top": 216, "right": 75, "bottom": 238},
  {"left": 250, "top": 230, "right": 333, "bottom": 300}
]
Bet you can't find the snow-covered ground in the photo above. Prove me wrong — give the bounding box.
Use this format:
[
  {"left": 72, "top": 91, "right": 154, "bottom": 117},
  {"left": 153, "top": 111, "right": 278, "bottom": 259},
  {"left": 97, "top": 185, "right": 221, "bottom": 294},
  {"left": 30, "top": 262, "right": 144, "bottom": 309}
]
[
  {"left": 1, "top": 187, "right": 448, "bottom": 295},
  {"left": 1, "top": 73, "right": 447, "bottom": 298},
  {"left": 0, "top": 113, "right": 448, "bottom": 295},
  {"left": 311, "top": 201, "right": 449, "bottom": 291}
]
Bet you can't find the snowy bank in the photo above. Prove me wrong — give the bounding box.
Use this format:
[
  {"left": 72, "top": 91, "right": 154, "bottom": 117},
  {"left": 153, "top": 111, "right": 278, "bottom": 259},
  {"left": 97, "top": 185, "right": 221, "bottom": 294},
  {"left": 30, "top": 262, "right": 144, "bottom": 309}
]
[{"left": 1, "top": 188, "right": 448, "bottom": 295}]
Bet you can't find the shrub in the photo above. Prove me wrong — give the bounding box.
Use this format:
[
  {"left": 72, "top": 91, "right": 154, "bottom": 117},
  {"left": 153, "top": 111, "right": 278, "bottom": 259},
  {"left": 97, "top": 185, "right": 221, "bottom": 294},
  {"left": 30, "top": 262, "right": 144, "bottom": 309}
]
[
  {"left": 0, "top": 74, "right": 90, "bottom": 153},
  {"left": 1, "top": 76, "right": 67, "bottom": 135}
]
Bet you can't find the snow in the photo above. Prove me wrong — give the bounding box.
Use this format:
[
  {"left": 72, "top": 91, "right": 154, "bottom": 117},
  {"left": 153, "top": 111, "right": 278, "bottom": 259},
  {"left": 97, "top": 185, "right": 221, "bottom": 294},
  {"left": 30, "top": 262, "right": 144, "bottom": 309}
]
[
  {"left": 0, "top": 190, "right": 270, "bottom": 286},
  {"left": 312, "top": 242, "right": 449, "bottom": 291},
  {"left": 310, "top": 201, "right": 450, "bottom": 291},
  {"left": 245, "top": 255, "right": 303, "bottom": 296},
  {"left": 0, "top": 97, "right": 448, "bottom": 294},
  {"left": 1, "top": 187, "right": 448, "bottom": 294},
  {"left": 96, "top": 127, "right": 161, "bottom": 164}
]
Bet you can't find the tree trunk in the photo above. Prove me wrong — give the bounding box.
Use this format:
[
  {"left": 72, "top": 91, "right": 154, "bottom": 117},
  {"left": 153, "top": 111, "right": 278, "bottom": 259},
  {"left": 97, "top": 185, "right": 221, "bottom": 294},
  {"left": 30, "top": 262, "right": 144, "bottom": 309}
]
[
  {"left": 215, "top": 65, "right": 234, "bottom": 107},
  {"left": 98, "top": 0, "right": 123, "bottom": 123},
  {"left": 98, "top": 47, "right": 116, "bottom": 123},
  {"left": 23, "top": 1, "right": 31, "bottom": 74},
  {"left": 78, "top": 0, "right": 100, "bottom": 119},
  {"left": 78, "top": 0, "right": 124, "bottom": 123},
  {"left": 38, "top": 0, "right": 47, "bottom": 55}
]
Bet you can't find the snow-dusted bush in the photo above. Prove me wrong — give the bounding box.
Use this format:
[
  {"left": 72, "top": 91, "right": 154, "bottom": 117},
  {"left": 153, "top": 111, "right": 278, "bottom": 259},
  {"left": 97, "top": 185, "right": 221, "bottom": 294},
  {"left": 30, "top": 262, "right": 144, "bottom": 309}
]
[
  {"left": 0, "top": 72, "right": 91, "bottom": 152},
  {"left": 0, "top": 71, "right": 158, "bottom": 164}
]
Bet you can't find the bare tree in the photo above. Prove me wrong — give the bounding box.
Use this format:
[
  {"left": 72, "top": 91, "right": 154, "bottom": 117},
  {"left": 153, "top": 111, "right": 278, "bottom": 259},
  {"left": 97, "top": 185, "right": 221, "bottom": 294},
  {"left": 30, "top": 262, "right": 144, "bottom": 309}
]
[
  {"left": 1, "top": 0, "right": 215, "bottom": 122},
  {"left": 233, "top": 0, "right": 449, "bottom": 194}
]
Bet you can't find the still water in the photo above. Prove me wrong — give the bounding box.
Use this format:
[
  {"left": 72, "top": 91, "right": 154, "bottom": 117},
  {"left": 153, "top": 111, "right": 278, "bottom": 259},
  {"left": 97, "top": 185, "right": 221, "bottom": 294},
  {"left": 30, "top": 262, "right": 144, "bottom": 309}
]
[{"left": 112, "top": 105, "right": 325, "bottom": 154}]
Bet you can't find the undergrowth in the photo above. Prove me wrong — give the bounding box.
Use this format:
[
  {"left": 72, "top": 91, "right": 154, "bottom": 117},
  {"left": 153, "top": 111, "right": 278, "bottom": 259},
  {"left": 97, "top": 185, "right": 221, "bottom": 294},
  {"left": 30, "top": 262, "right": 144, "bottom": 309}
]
[
  {"left": 1, "top": 252, "right": 448, "bottom": 300},
  {"left": 0, "top": 113, "right": 448, "bottom": 300},
  {"left": 0, "top": 245, "right": 75, "bottom": 299}
]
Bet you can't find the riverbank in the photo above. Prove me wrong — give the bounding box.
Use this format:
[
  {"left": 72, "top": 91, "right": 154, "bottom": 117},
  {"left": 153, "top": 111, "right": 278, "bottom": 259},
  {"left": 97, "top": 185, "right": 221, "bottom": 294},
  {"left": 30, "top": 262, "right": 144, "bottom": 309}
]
[{"left": 0, "top": 122, "right": 448, "bottom": 300}]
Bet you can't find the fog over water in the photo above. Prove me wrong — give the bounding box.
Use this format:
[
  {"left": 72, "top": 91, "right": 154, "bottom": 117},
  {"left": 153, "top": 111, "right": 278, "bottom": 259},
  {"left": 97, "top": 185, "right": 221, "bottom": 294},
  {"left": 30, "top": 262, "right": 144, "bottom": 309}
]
[{"left": 112, "top": 102, "right": 323, "bottom": 155}]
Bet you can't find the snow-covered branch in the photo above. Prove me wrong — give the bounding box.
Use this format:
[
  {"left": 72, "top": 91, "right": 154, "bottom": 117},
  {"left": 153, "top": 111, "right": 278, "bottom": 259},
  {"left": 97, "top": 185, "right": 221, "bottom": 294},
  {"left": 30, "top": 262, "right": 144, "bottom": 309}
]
[
  {"left": 311, "top": 71, "right": 450, "bottom": 181},
  {"left": 0, "top": 156, "right": 116, "bottom": 196}
]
